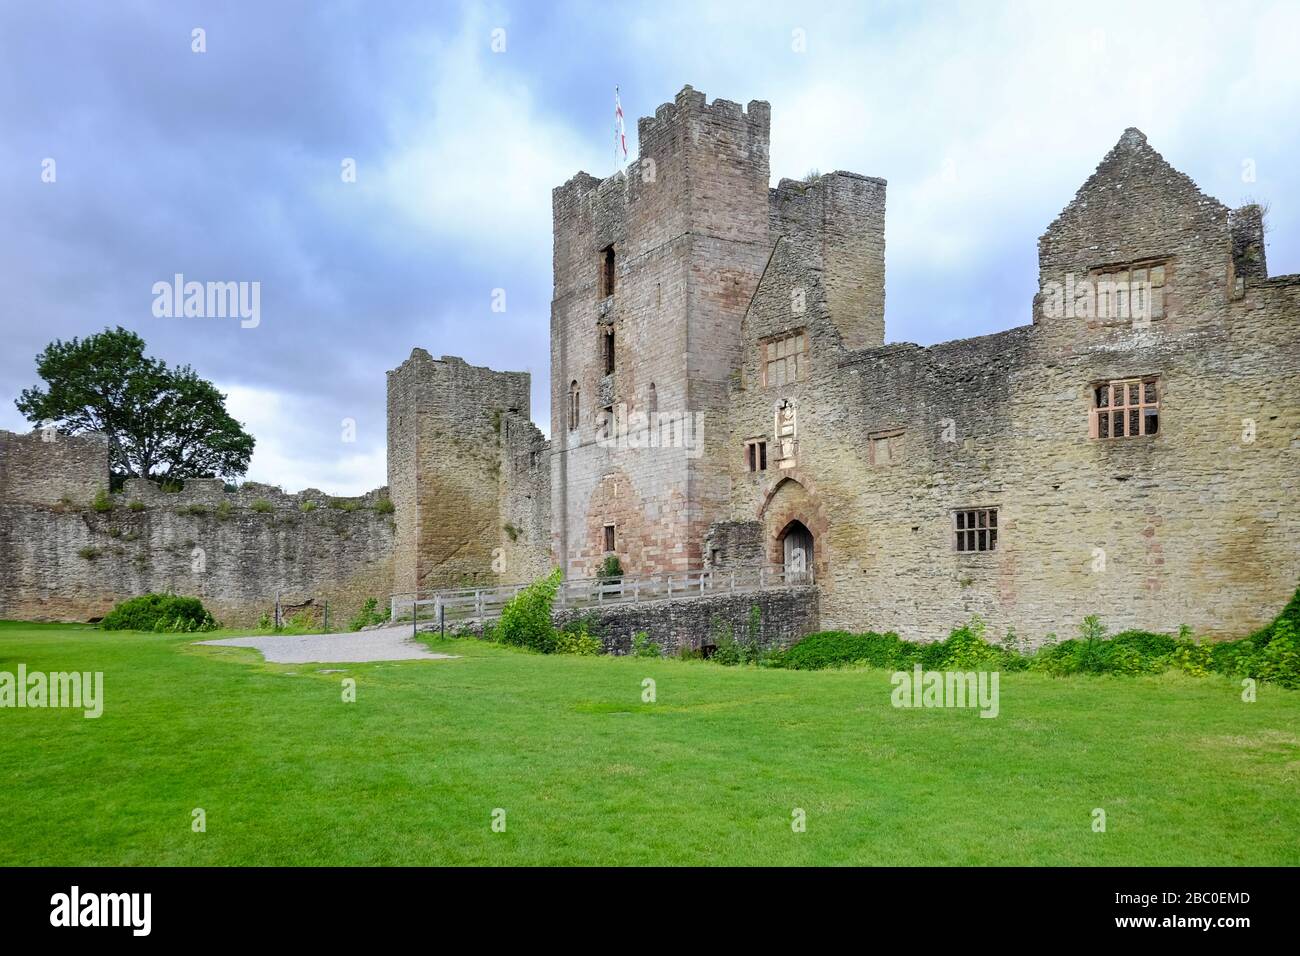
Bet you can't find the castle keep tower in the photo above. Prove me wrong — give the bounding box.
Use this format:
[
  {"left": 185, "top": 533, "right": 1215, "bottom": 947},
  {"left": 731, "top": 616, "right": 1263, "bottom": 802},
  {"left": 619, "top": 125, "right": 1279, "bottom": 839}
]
[
  {"left": 550, "top": 85, "right": 888, "bottom": 579},
  {"left": 550, "top": 86, "right": 775, "bottom": 577}
]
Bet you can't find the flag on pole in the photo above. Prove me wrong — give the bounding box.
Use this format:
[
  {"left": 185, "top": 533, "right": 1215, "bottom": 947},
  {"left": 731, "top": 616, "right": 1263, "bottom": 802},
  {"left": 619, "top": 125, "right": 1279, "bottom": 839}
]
[{"left": 614, "top": 86, "right": 627, "bottom": 164}]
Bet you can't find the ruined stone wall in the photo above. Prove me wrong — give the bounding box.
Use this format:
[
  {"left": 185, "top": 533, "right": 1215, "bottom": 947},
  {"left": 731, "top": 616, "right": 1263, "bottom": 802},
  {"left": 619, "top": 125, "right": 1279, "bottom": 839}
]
[
  {"left": 387, "top": 349, "right": 548, "bottom": 594},
  {"left": 553, "top": 586, "right": 818, "bottom": 656},
  {"left": 723, "top": 128, "right": 1300, "bottom": 644},
  {"left": 769, "top": 171, "right": 887, "bottom": 350},
  {"left": 499, "top": 411, "right": 553, "bottom": 582},
  {"left": 0, "top": 430, "right": 394, "bottom": 625}
]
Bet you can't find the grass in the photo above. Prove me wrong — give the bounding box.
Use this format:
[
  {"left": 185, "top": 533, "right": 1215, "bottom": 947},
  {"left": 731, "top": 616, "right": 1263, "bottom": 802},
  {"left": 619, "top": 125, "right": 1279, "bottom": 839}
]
[{"left": 1, "top": 619, "right": 1297, "bottom": 866}]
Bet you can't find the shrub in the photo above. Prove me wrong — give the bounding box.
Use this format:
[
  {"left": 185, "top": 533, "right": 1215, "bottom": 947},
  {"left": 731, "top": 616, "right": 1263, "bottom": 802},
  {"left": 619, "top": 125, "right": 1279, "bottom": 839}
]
[
  {"left": 771, "top": 630, "right": 900, "bottom": 670},
  {"left": 215, "top": 500, "right": 232, "bottom": 520},
  {"left": 91, "top": 489, "right": 113, "bottom": 513},
  {"left": 374, "top": 497, "right": 395, "bottom": 515},
  {"left": 127, "top": 500, "right": 146, "bottom": 512},
  {"left": 555, "top": 620, "right": 602, "bottom": 656},
  {"left": 1110, "top": 630, "right": 1177, "bottom": 658},
  {"left": 497, "top": 569, "right": 562, "bottom": 653},
  {"left": 77, "top": 546, "right": 102, "bottom": 560},
  {"left": 1256, "top": 620, "right": 1300, "bottom": 689},
  {"left": 300, "top": 500, "right": 318, "bottom": 513},
  {"left": 938, "top": 617, "right": 1004, "bottom": 670},
  {"left": 177, "top": 503, "right": 208, "bottom": 516},
  {"left": 101, "top": 593, "right": 217, "bottom": 632},
  {"left": 1170, "top": 625, "right": 1212, "bottom": 677},
  {"left": 503, "top": 522, "right": 520, "bottom": 542},
  {"left": 329, "top": 497, "right": 359, "bottom": 512},
  {"left": 599, "top": 555, "right": 623, "bottom": 580},
  {"left": 632, "top": 631, "right": 661, "bottom": 658},
  {"left": 257, "top": 612, "right": 273, "bottom": 630},
  {"left": 250, "top": 499, "right": 273, "bottom": 513},
  {"left": 348, "top": 597, "right": 389, "bottom": 632}
]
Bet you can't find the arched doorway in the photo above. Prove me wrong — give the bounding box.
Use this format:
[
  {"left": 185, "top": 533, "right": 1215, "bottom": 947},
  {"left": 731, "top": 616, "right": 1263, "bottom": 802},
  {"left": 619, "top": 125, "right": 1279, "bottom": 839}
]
[{"left": 780, "top": 520, "right": 814, "bottom": 583}]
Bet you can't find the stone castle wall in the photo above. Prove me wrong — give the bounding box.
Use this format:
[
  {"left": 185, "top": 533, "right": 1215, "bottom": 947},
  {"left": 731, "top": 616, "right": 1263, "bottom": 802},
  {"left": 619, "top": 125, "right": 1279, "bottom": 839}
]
[
  {"left": 5, "top": 87, "right": 1297, "bottom": 654},
  {"left": 722, "top": 127, "right": 1300, "bottom": 644},
  {"left": 0, "top": 430, "right": 394, "bottom": 625}
]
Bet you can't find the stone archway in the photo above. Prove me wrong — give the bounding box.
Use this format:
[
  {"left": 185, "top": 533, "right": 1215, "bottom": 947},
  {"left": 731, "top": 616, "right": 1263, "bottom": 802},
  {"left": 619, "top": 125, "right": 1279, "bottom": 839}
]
[{"left": 758, "top": 476, "right": 828, "bottom": 582}]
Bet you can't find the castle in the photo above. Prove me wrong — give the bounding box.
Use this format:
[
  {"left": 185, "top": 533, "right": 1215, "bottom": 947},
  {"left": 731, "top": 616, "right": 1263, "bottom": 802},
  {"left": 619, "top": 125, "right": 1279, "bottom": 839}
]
[{"left": 3, "top": 85, "right": 1298, "bottom": 645}]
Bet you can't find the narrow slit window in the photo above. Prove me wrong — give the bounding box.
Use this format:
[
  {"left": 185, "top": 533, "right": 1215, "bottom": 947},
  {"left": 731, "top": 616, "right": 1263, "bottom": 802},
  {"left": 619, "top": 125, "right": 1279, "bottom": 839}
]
[
  {"left": 600, "top": 246, "right": 616, "bottom": 298},
  {"left": 603, "top": 523, "right": 616, "bottom": 553},
  {"left": 745, "top": 439, "right": 768, "bottom": 472},
  {"left": 568, "top": 380, "right": 580, "bottom": 431},
  {"left": 603, "top": 327, "right": 615, "bottom": 375}
]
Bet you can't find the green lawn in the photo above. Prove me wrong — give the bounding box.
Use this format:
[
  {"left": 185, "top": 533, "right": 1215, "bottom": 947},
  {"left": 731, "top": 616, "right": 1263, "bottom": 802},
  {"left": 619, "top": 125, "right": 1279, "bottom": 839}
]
[{"left": 1, "top": 620, "right": 1297, "bottom": 866}]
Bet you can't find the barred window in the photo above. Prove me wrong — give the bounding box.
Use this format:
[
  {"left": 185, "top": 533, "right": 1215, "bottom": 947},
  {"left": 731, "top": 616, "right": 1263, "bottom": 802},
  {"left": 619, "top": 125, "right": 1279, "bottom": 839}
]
[
  {"left": 763, "top": 331, "right": 806, "bottom": 387},
  {"left": 603, "top": 523, "right": 616, "bottom": 553},
  {"left": 955, "top": 508, "right": 998, "bottom": 552},
  {"left": 745, "top": 439, "right": 768, "bottom": 472},
  {"left": 1094, "top": 378, "right": 1159, "bottom": 439}
]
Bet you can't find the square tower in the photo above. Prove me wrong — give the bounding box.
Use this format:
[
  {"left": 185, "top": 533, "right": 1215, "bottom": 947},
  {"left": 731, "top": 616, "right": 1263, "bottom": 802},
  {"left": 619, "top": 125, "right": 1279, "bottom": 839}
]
[{"left": 551, "top": 86, "right": 772, "bottom": 577}]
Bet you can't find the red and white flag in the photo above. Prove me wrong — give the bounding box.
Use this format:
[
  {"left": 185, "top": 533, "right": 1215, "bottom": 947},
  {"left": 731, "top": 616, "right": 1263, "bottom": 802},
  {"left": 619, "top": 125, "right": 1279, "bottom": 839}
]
[{"left": 614, "top": 86, "right": 627, "bottom": 164}]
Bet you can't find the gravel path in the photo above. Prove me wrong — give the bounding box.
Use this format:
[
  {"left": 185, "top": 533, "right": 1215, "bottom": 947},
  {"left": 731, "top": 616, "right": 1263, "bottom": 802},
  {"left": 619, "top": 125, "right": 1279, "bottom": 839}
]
[{"left": 197, "top": 626, "right": 457, "bottom": 664}]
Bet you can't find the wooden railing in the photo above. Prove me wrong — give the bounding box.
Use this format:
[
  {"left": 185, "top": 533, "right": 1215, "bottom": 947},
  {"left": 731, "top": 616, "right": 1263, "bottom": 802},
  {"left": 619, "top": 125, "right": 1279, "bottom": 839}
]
[{"left": 390, "top": 564, "right": 813, "bottom": 627}]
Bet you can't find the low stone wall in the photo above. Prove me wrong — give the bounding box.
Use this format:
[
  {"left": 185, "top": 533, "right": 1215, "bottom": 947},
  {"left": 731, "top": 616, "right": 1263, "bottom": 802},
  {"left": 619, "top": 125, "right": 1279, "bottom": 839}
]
[{"left": 553, "top": 586, "right": 819, "bottom": 656}]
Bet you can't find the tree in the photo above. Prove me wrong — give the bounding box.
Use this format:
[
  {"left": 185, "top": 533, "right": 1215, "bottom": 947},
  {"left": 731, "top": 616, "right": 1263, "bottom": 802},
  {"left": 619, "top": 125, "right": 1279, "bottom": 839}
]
[{"left": 15, "top": 326, "right": 254, "bottom": 483}]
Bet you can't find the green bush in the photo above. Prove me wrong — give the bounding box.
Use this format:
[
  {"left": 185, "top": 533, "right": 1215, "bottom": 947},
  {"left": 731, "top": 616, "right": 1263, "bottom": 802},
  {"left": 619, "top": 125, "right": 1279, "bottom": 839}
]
[
  {"left": 599, "top": 555, "right": 623, "bottom": 580},
  {"left": 770, "top": 630, "right": 898, "bottom": 670},
  {"left": 250, "top": 499, "right": 273, "bottom": 513},
  {"left": 91, "top": 489, "right": 113, "bottom": 513},
  {"left": 127, "top": 500, "right": 146, "bottom": 512},
  {"left": 374, "top": 497, "right": 395, "bottom": 515},
  {"left": 497, "top": 569, "right": 562, "bottom": 653},
  {"left": 555, "top": 620, "right": 602, "bottom": 656},
  {"left": 329, "top": 497, "right": 359, "bottom": 512},
  {"left": 300, "top": 500, "right": 318, "bottom": 513},
  {"left": 101, "top": 593, "right": 218, "bottom": 632},
  {"left": 348, "top": 597, "right": 389, "bottom": 632},
  {"left": 631, "top": 631, "right": 661, "bottom": 658},
  {"left": 1257, "top": 620, "right": 1299, "bottom": 689}
]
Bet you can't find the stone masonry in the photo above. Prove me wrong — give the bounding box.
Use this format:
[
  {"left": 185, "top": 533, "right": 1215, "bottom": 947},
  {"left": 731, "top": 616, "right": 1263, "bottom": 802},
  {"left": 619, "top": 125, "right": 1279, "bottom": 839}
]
[
  {"left": 0, "top": 430, "right": 394, "bottom": 625},
  {"left": 3, "top": 85, "right": 1297, "bottom": 648}
]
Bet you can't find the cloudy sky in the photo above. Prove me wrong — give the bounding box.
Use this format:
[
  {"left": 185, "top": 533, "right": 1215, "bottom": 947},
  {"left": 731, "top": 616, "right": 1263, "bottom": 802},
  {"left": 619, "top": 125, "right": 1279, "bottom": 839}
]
[{"left": 2, "top": 0, "right": 1297, "bottom": 494}]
